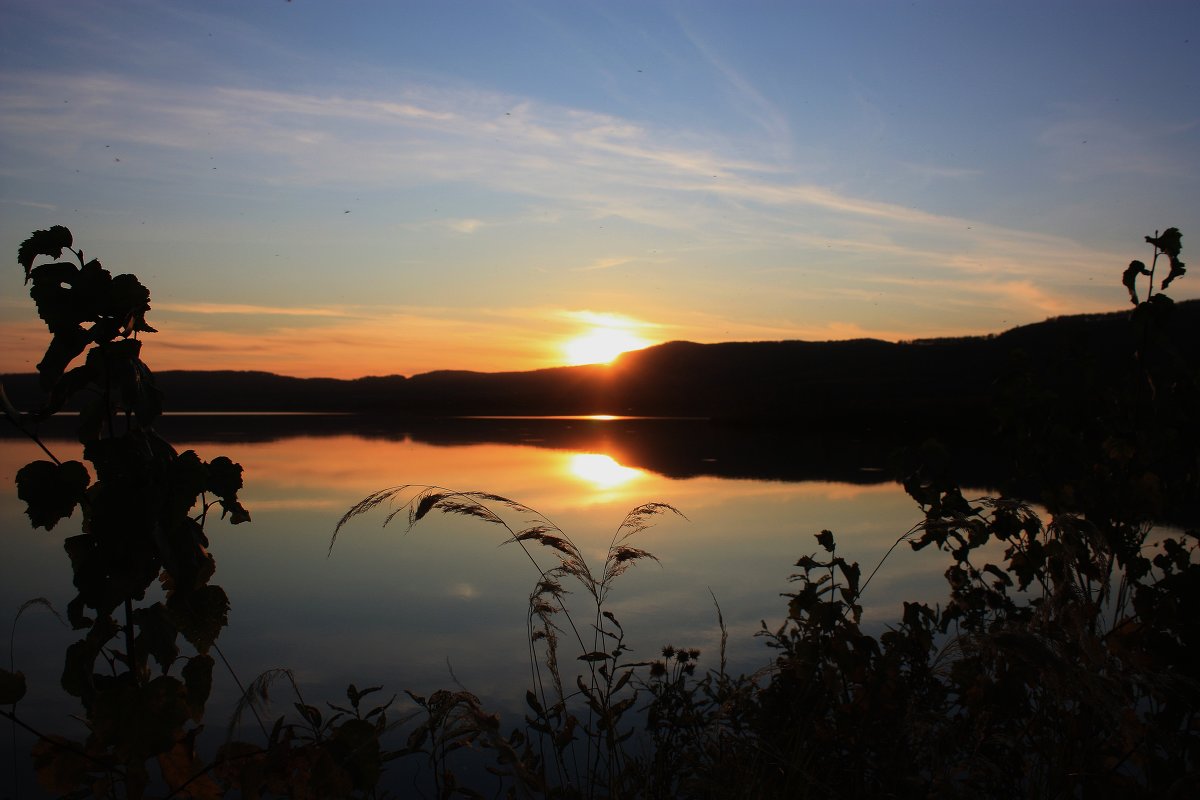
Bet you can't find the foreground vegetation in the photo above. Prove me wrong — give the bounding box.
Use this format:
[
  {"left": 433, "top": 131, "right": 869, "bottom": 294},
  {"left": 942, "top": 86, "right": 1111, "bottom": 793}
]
[{"left": 2, "top": 225, "right": 1198, "bottom": 797}]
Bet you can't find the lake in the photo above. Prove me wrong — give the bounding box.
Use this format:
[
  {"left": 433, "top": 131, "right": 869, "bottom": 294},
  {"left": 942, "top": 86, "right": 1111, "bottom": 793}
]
[{"left": 0, "top": 415, "right": 981, "bottom": 792}]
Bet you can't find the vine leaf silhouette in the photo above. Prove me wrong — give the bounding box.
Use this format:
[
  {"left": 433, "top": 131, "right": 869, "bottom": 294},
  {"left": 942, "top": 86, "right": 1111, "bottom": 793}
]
[
  {"left": 1161, "top": 257, "right": 1186, "bottom": 290},
  {"left": 1122, "top": 260, "right": 1150, "bottom": 305},
  {"left": 1144, "top": 227, "right": 1182, "bottom": 258},
  {"left": 15, "top": 459, "right": 90, "bottom": 531},
  {"left": 0, "top": 669, "right": 26, "bottom": 704},
  {"left": 18, "top": 225, "right": 73, "bottom": 281},
  {"left": 1145, "top": 227, "right": 1186, "bottom": 291}
]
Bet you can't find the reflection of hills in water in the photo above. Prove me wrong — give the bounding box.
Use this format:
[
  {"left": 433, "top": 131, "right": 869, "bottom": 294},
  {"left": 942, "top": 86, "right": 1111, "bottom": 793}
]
[{"left": 11, "top": 414, "right": 1002, "bottom": 489}]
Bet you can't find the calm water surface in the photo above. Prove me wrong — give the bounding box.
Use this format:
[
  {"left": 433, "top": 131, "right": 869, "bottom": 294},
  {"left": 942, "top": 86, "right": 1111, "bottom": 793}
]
[{"left": 1, "top": 417, "right": 975, "bottom": 788}]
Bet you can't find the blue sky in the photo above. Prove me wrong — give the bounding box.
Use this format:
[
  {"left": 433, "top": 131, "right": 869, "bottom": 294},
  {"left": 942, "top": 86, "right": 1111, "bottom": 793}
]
[{"left": 2, "top": 0, "right": 1198, "bottom": 377}]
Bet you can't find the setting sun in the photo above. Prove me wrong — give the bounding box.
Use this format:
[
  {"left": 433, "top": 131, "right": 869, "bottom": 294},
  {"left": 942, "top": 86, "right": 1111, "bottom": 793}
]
[{"left": 562, "top": 327, "right": 650, "bottom": 365}]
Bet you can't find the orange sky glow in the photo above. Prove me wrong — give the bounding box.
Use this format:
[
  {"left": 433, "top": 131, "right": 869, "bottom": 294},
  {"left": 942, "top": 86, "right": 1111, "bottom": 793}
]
[{"left": 2, "top": 2, "right": 1197, "bottom": 380}]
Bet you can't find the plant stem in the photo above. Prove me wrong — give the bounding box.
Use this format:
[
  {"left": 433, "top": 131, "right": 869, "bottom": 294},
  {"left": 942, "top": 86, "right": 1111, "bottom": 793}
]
[
  {"left": 124, "top": 597, "right": 138, "bottom": 683},
  {"left": 214, "top": 644, "right": 269, "bottom": 739},
  {"left": 1146, "top": 229, "right": 1160, "bottom": 301}
]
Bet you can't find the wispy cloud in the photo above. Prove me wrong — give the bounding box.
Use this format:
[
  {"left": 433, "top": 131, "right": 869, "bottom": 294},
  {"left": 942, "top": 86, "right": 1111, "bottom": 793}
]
[
  {"left": 155, "top": 302, "right": 349, "bottom": 317},
  {"left": 558, "top": 310, "right": 662, "bottom": 331},
  {"left": 1, "top": 54, "right": 1185, "bottom": 380},
  {"left": 1, "top": 199, "right": 58, "bottom": 211},
  {"left": 445, "top": 218, "right": 484, "bottom": 234},
  {"left": 677, "top": 15, "right": 793, "bottom": 158},
  {"left": 0, "top": 67, "right": 1133, "bottom": 284},
  {"left": 130, "top": 304, "right": 662, "bottom": 377},
  {"left": 572, "top": 256, "right": 634, "bottom": 272},
  {"left": 898, "top": 162, "right": 984, "bottom": 181},
  {"left": 1035, "top": 103, "right": 1200, "bottom": 182}
]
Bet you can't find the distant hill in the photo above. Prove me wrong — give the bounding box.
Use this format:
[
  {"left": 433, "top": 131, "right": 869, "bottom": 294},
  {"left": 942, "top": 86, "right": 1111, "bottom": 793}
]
[{"left": 3, "top": 301, "right": 1198, "bottom": 432}]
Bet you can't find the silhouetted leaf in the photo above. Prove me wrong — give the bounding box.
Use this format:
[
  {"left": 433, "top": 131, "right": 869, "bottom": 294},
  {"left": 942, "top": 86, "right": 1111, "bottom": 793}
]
[
  {"left": 1121, "top": 260, "right": 1150, "bottom": 305},
  {"left": 15, "top": 459, "right": 90, "bottom": 531},
  {"left": 31, "top": 735, "right": 89, "bottom": 794},
  {"left": 65, "top": 594, "right": 91, "bottom": 630},
  {"left": 182, "top": 654, "right": 214, "bottom": 722},
  {"left": 220, "top": 498, "right": 251, "bottom": 525},
  {"left": 168, "top": 450, "right": 208, "bottom": 515},
  {"left": 133, "top": 602, "right": 178, "bottom": 674},
  {"left": 18, "top": 225, "right": 72, "bottom": 280},
  {"left": 90, "top": 675, "right": 191, "bottom": 760},
  {"left": 815, "top": 529, "right": 835, "bottom": 552},
  {"left": 406, "top": 722, "right": 429, "bottom": 751},
  {"left": 206, "top": 456, "right": 251, "bottom": 523},
  {"left": 206, "top": 456, "right": 244, "bottom": 498},
  {"left": 35, "top": 362, "right": 95, "bottom": 423},
  {"left": 836, "top": 558, "right": 861, "bottom": 596},
  {"left": 329, "top": 718, "right": 383, "bottom": 790},
  {"left": 76, "top": 394, "right": 106, "bottom": 443},
  {"left": 295, "top": 701, "right": 323, "bottom": 729},
  {"left": 982, "top": 563, "right": 1013, "bottom": 588},
  {"left": 1161, "top": 257, "right": 1186, "bottom": 290},
  {"left": 609, "top": 696, "right": 636, "bottom": 718},
  {"left": 60, "top": 639, "right": 96, "bottom": 699},
  {"left": 1145, "top": 227, "right": 1182, "bottom": 258},
  {"left": 157, "top": 731, "right": 222, "bottom": 799},
  {"left": 36, "top": 326, "right": 92, "bottom": 390},
  {"left": 105, "top": 273, "right": 154, "bottom": 333},
  {"left": 0, "top": 668, "right": 26, "bottom": 704},
  {"left": 166, "top": 584, "right": 229, "bottom": 654},
  {"left": 211, "top": 741, "right": 267, "bottom": 791},
  {"left": 28, "top": 261, "right": 89, "bottom": 331},
  {"left": 73, "top": 258, "right": 112, "bottom": 322},
  {"left": 347, "top": 684, "right": 382, "bottom": 708}
]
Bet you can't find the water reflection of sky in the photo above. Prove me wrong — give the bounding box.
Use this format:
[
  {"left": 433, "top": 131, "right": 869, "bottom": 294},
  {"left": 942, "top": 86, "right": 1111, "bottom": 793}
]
[
  {"left": 1, "top": 429, "right": 972, "bottom": 785},
  {"left": 567, "top": 452, "right": 644, "bottom": 490}
]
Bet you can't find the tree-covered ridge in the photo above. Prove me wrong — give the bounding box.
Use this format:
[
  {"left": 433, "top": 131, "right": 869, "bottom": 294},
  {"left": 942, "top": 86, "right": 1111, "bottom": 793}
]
[{"left": 4, "top": 300, "right": 1198, "bottom": 423}]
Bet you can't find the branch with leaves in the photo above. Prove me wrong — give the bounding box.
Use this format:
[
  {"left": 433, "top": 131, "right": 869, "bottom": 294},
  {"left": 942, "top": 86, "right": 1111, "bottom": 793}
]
[{"left": 3, "top": 226, "right": 250, "bottom": 798}]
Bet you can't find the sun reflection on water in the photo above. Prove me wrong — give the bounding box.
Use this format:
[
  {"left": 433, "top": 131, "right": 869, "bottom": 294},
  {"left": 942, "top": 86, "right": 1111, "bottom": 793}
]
[{"left": 567, "top": 453, "right": 643, "bottom": 489}]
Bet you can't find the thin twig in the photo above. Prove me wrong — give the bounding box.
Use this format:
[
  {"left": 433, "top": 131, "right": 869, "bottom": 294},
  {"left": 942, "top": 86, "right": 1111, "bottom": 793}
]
[{"left": 214, "top": 643, "right": 268, "bottom": 739}]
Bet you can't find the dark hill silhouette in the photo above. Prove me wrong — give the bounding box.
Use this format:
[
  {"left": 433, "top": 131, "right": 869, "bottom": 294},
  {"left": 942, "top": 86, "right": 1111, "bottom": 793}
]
[{"left": 3, "top": 301, "right": 1197, "bottom": 431}]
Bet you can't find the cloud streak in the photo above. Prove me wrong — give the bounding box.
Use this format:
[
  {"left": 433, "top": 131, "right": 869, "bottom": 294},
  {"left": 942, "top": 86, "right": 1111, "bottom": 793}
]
[{"left": 154, "top": 302, "right": 350, "bottom": 317}]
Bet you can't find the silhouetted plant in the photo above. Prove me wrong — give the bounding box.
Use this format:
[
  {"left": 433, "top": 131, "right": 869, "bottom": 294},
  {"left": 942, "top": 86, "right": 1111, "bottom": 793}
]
[
  {"left": 1, "top": 226, "right": 256, "bottom": 797},
  {"left": 333, "top": 486, "right": 684, "bottom": 797},
  {"left": 2, "top": 228, "right": 415, "bottom": 798},
  {"left": 1123, "top": 226, "right": 1186, "bottom": 306},
  {"left": 730, "top": 227, "right": 1199, "bottom": 797},
  {"left": 214, "top": 671, "right": 401, "bottom": 797}
]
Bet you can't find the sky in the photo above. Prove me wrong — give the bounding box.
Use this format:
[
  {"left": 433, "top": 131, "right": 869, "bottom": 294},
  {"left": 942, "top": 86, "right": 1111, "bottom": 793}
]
[{"left": 1, "top": 0, "right": 1198, "bottom": 379}]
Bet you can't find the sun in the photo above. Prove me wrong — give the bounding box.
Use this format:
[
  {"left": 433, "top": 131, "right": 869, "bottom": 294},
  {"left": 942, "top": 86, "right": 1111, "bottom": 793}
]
[{"left": 562, "top": 327, "right": 650, "bottom": 365}]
